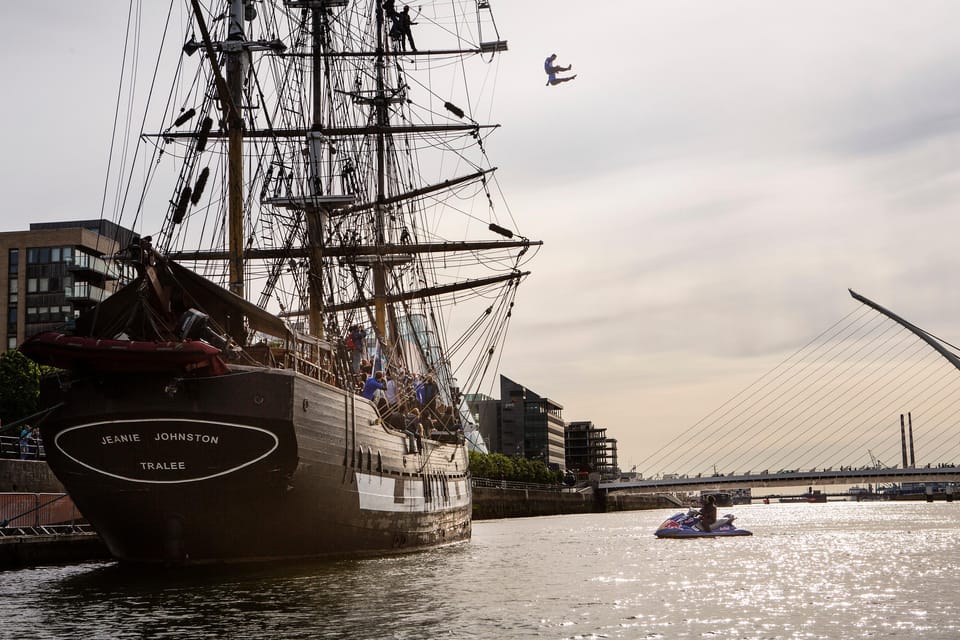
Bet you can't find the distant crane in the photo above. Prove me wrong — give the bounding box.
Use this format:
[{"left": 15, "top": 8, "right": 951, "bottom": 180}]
[{"left": 868, "top": 450, "right": 886, "bottom": 469}]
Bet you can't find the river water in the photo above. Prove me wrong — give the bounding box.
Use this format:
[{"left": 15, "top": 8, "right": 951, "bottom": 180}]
[{"left": 1, "top": 501, "right": 957, "bottom": 639}]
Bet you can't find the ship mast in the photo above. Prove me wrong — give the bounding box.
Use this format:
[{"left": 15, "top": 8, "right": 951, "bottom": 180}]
[
  {"left": 373, "top": 2, "right": 390, "bottom": 344},
  {"left": 186, "top": 0, "right": 248, "bottom": 297},
  {"left": 306, "top": 6, "right": 326, "bottom": 339},
  {"left": 225, "top": 0, "right": 246, "bottom": 297}
]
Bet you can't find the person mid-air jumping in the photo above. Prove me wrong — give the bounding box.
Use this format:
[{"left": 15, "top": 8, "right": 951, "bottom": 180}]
[{"left": 544, "top": 53, "right": 576, "bottom": 86}]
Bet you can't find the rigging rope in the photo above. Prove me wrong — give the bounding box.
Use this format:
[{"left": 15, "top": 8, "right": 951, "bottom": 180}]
[{"left": 641, "top": 301, "right": 960, "bottom": 478}]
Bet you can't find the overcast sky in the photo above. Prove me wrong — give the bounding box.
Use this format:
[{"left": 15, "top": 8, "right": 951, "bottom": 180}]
[{"left": 4, "top": 1, "right": 960, "bottom": 470}]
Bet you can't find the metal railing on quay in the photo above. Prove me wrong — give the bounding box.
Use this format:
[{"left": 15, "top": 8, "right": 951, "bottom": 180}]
[
  {"left": 0, "top": 435, "right": 46, "bottom": 460},
  {"left": 0, "top": 493, "right": 91, "bottom": 536},
  {"left": 471, "top": 477, "right": 574, "bottom": 492}
]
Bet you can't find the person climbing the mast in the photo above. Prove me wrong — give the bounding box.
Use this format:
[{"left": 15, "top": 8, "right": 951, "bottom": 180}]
[
  {"left": 399, "top": 5, "right": 418, "bottom": 52},
  {"left": 383, "top": 0, "right": 399, "bottom": 20},
  {"left": 384, "top": 0, "right": 403, "bottom": 46},
  {"left": 544, "top": 53, "right": 576, "bottom": 86},
  {"left": 347, "top": 324, "right": 367, "bottom": 373}
]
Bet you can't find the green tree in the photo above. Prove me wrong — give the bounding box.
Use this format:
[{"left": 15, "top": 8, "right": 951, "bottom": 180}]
[
  {"left": 469, "top": 450, "right": 562, "bottom": 485},
  {"left": 0, "top": 350, "right": 42, "bottom": 431}
]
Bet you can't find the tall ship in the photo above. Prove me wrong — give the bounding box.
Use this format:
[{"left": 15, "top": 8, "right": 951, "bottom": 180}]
[{"left": 21, "top": 0, "right": 538, "bottom": 564}]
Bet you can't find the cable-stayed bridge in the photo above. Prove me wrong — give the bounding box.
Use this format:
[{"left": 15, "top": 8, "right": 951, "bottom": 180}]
[
  {"left": 606, "top": 290, "right": 960, "bottom": 494},
  {"left": 602, "top": 466, "right": 960, "bottom": 493}
]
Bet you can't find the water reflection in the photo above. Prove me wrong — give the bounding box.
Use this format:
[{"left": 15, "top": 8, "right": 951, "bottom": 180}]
[{"left": 2, "top": 503, "right": 959, "bottom": 639}]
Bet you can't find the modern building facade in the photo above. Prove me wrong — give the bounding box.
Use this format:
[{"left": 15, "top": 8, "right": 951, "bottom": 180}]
[
  {"left": 566, "top": 421, "right": 619, "bottom": 478},
  {"left": 1, "top": 220, "right": 137, "bottom": 352},
  {"left": 467, "top": 375, "right": 567, "bottom": 470},
  {"left": 466, "top": 376, "right": 623, "bottom": 477}
]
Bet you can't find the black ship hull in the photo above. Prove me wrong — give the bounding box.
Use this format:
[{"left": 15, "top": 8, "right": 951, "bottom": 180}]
[{"left": 38, "top": 366, "right": 471, "bottom": 564}]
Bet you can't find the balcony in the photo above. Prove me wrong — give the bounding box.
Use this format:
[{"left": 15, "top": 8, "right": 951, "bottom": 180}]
[
  {"left": 66, "top": 254, "right": 120, "bottom": 281},
  {"left": 65, "top": 282, "right": 110, "bottom": 304}
]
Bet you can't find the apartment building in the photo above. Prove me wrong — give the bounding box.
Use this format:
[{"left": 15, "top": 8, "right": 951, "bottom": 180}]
[{"left": 0, "top": 220, "right": 137, "bottom": 352}]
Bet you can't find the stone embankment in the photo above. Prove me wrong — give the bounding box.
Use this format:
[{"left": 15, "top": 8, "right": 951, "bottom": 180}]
[
  {"left": 0, "top": 532, "right": 110, "bottom": 568},
  {"left": 0, "top": 458, "right": 64, "bottom": 493},
  {"left": 472, "top": 479, "right": 677, "bottom": 520}
]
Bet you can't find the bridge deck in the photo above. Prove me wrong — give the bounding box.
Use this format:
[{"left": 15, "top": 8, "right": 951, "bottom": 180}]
[{"left": 601, "top": 466, "right": 960, "bottom": 493}]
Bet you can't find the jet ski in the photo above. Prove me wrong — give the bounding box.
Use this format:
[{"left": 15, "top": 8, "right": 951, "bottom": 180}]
[{"left": 654, "top": 509, "right": 753, "bottom": 538}]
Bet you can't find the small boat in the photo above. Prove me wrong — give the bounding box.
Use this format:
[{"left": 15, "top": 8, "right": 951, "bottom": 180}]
[
  {"left": 654, "top": 510, "right": 753, "bottom": 538},
  {"left": 778, "top": 489, "right": 827, "bottom": 503},
  {"left": 20, "top": 332, "right": 229, "bottom": 375}
]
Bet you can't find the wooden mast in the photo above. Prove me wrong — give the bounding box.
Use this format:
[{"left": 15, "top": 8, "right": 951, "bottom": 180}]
[
  {"left": 226, "top": 0, "right": 246, "bottom": 297},
  {"left": 188, "top": 0, "right": 247, "bottom": 298},
  {"left": 373, "top": 2, "right": 390, "bottom": 344},
  {"left": 306, "top": 5, "right": 326, "bottom": 340}
]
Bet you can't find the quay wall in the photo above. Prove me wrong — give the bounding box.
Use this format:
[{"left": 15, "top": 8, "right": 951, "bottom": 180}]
[
  {"left": 604, "top": 491, "right": 679, "bottom": 512},
  {"left": 0, "top": 459, "right": 64, "bottom": 493},
  {"left": 473, "top": 486, "right": 596, "bottom": 519},
  {"left": 0, "top": 533, "right": 110, "bottom": 569},
  {"left": 473, "top": 485, "right": 676, "bottom": 520}
]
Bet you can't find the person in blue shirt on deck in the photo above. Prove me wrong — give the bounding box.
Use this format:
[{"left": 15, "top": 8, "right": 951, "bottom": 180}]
[
  {"left": 419, "top": 374, "right": 439, "bottom": 425},
  {"left": 414, "top": 375, "right": 426, "bottom": 404},
  {"left": 361, "top": 370, "right": 386, "bottom": 401}
]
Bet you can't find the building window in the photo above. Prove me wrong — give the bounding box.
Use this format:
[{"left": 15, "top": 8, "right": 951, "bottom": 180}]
[
  {"left": 8, "top": 306, "right": 17, "bottom": 325},
  {"left": 8, "top": 249, "right": 18, "bottom": 275},
  {"left": 7, "top": 337, "right": 15, "bottom": 350},
  {"left": 51, "top": 247, "right": 61, "bottom": 263},
  {"left": 27, "top": 247, "right": 51, "bottom": 264}
]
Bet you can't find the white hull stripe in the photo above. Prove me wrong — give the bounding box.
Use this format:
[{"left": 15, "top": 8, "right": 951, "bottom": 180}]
[{"left": 355, "top": 472, "right": 470, "bottom": 512}]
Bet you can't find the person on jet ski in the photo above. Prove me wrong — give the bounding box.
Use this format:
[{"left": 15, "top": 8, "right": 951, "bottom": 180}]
[{"left": 698, "top": 494, "right": 718, "bottom": 531}]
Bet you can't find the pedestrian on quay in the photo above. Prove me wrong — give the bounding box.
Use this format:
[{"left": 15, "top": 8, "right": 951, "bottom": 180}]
[
  {"left": 19, "top": 425, "right": 31, "bottom": 460},
  {"left": 30, "top": 427, "right": 41, "bottom": 459}
]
